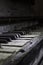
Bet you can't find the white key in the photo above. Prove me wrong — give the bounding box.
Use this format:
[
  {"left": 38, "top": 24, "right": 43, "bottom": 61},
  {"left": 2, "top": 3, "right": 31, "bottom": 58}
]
[
  {"left": 1, "top": 46, "right": 22, "bottom": 52},
  {"left": 0, "top": 48, "right": 15, "bottom": 53},
  {"left": 10, "top": 40, "right": 30, "bottom": 46},
  {"left": 17, "top": 38, "right": 32, "bottom": 40},
  {"left": 1, "top": 40, "right": 30, "bottom": 46},
  {"left": 0, "top": 53, "right": 12, "bottom": 60},
  {"left": 20, "top": 34, "right": 40, "bottom": 38}
]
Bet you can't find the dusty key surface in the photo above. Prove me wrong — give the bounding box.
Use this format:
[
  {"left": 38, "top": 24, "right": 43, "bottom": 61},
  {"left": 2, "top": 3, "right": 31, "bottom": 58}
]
[
  {"left": 0, "top": 48, "right": 16, "bottom": 53},
  {"left": 1, "top": 40, "right": 30, "bottom": 46},
  {"left": 0, "top": 53, "right": 12, "bottom": 60},
  {"left": 0, "top": 53, "right": 12, "bottom": 65}
]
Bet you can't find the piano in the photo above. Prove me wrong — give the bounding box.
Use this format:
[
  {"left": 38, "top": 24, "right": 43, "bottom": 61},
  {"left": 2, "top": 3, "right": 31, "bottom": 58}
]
[{"left": 0, "top": 0, "right": 43, "bottom": 65}]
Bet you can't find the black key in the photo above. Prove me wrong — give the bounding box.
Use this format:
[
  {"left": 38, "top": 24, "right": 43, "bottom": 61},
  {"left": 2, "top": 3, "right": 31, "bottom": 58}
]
[
  {"left": 3, "top": 31, "right": 26, "bottom": 35},
  {"left": 0, "top": 34, "right": 17, "bottom": 40},
  {"left": 14, "top": 31, "right": 26, "bottom": 35},
  {"left": 0, "top": 37, "right": 11, "bottom": 42},
  {"left": 0, "top": 39, "right": 8, "bottom": 43},
  {"left": 0, "top": 39, "right": 8, "bottom": 48},
  {"left": 3, "top": 33, "right": 20, "bottom": 38}
]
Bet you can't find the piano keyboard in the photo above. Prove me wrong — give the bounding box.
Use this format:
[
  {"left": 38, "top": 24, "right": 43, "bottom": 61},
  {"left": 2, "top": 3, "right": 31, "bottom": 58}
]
[{"left": 0, "top": 31, "right": 42, "bottom": 65}]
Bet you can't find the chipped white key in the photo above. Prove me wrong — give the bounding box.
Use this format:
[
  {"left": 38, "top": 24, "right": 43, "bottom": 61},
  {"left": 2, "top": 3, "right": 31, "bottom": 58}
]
[{"left": 1, "top": 40, "right": 30, "bottom": 46}]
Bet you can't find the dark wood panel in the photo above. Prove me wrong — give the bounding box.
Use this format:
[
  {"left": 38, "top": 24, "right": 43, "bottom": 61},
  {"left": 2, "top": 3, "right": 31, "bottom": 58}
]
[{"left": 0, "top": 0, "right": 33, "bottom": 17}]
